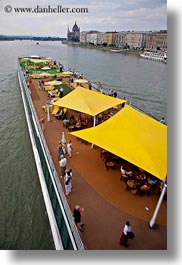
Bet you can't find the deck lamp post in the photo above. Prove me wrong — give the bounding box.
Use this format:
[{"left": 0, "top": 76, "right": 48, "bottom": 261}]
[
  {"left": 91, "top": 116, "right": 96, "bottom": 148},
  {"left": 47, "top": 105, "right": 50, "bottom": 122},
  {"left": 149, "top": 180, "right": 167, "bottom": 228}
]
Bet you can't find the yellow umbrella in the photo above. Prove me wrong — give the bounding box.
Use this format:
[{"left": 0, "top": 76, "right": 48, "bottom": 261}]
[
  {"left": 73, "top": 79, "right": 88, "bottom": 84},
  {"left": 45, "top": 80, "right": 62, "bottom": 86},
  {"left": 29, "top": 58, "right": 50, "bottom": 64},
  {"left": 62, "top": 71, "right": 73, "bottom": 75},
  {"left": 41, "top": 66, "right": 51, "bottom": 71},
  {"left": 39, "top": 72, "right": 51, "bottom": 77}
]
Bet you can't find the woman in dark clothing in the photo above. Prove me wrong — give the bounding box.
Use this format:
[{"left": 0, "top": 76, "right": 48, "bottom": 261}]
[
  {"left": 57, "top": 142, "right": 64, "bottom": 160},
  {"left": 73, "top": 205, "right": 84, "bottom": 232},
  {"left": 120, "top": 221, "right": 132, "bottom": 247}
]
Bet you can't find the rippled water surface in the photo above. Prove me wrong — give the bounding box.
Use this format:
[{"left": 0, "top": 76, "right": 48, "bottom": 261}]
[{"left": 0, "top": 41, "right": 167, "bottom": 249}]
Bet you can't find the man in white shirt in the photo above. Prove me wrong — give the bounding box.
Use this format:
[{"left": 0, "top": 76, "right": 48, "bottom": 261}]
[
  {"left": 60, "top": 87, "right": 64, "bottom": 97},
  {"left": 59, "top": 155, "right": 67, "bottom": 178}
]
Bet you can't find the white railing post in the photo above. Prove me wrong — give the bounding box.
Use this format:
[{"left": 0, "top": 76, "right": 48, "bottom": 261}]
[
  {"left": 149, "top": 182, "right": 167, "bottom": 228},
  {"left": 91, "top": 116, "right": 96, "bottom": 148}
]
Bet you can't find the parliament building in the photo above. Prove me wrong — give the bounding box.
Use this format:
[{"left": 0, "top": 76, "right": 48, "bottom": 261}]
[{"left": 67, "top": 22, "right": 80, "bottom": 42}]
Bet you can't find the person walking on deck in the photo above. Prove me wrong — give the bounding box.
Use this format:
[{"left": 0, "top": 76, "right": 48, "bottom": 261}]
[
  {"left": 73, "top": 205, "right": 85, "bottom": 232},
  {"left": 160, "top": 117, "right": 166, "bottom": 124},
  {"left": 64, "top": 170, "right": 72, "bottom": 196},
  {"left": 39, "top": 114, "right": 45, "bottom": 131},
  {"left": 88, "top": 80, "right": 92, "bottom": 90},
  {"left": 59, "top": 155, "right": 67, "bottom": 178},
  {"left": 66, "top": 169, "right": 73, "bottom": 190},
  {"left": 59, "top": 86, "right": 64, "bottom": 97},
  {"left": 67, "top": 140, "right": 72, "bottom": 158},
  {"left": 57, "top": 142, "right": 64, "bottom": 160},
  {"left": 120, "top": 221, "right": 133, "bottom": 247}
]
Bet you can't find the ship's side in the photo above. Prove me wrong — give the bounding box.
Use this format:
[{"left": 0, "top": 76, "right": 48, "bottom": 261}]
[{"left": 17, "top": 58, "right": 84, "bottom": 250}]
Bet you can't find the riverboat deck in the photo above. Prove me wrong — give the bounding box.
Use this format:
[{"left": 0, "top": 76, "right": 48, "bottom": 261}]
[{"left": 26, "top": 73, "right": 167, "bottom": 250}]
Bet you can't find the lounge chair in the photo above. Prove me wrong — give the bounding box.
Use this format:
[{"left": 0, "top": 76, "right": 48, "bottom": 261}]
[
  {"left": 44, "top": 85, "right": 54, "bottom": 91},
  {"left": 52, "top": 105, "right": 59, "bottom": 115}
]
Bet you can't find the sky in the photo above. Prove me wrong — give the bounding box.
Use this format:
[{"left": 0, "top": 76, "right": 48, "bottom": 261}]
[{"left": 0, "top": 0, "right": 167, "bottom": 37}]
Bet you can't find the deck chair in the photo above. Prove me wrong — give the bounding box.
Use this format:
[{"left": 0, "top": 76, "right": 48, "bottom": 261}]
[
  {"left": 54, "top": 91, "right": 60, "bottom": 97},
  {"left": 52, "top": 105, "right": 59, "bottom": 115},
  {"left": 44, "top": 85, "right": 54, "bottom": 91}
]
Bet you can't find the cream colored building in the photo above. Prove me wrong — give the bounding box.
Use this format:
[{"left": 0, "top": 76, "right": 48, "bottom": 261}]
[
  {"left": 86, "top": 32, "right": 98, "bottom": 45},
  {"left": 97, "top": 32, "right": 105, "bottom": 45},
  {"left": 80, "top": 31, "right": 87, "bottom": 44},
  {"left": 145, "top": 31, "right": 167, "bottom": 51},
  {"left": 114, "top": 32, "right": 127, "bottom": 48},
  {"left": 125, "top": 32, "right": 145, "bottom": 49},
  {"left": 103, "top": 32, "right": 117, "bottom": 46}
]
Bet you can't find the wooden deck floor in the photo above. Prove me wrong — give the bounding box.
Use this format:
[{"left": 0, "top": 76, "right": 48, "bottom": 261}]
[{"left": 29, "top": 78, "right": 167, "bottom": 250}]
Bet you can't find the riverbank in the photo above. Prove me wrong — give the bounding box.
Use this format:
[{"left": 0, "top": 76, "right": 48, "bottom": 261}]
[{"left": 63, "top": 41, "right": 141, "bottom": 56}]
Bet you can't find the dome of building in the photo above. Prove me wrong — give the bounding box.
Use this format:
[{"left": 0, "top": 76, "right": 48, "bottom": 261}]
[
  {"left": 67, "top": 22, "right": 80, "bottom": 42},
  {"left": 72, "top": 22, "right": 79, "bottom": 32}
]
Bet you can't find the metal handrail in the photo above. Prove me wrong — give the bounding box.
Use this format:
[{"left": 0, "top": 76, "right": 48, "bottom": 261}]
[{"left": 18, "top": 60, "right": 84, "bottom": 250}]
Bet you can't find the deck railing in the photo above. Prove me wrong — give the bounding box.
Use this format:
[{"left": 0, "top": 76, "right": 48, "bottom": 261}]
[{"left": 17, "top": 61, "right": 85, "bottom": 250}]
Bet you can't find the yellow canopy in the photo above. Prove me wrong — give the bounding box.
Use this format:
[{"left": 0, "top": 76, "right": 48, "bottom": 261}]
[
  {"left": 53, "top": 86, "right": 125, "bottom": 116},
  {"left": 71, "top": 105, "right": 167, "bottom": 181}
]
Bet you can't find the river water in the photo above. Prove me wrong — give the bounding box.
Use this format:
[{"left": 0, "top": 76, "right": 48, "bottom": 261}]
[{"left": 0, "top": 40, "right": 167, "bottom": 249}]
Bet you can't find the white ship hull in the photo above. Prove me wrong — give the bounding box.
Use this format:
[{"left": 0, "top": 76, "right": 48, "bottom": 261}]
[{"left": 140, "top": 51, "right": 167, "bottom": 63}]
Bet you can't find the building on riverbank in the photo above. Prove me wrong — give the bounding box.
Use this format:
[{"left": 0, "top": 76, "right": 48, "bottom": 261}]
[
  {"left": 145, "top": 30, "right": 167, "bottom": 51},
  {"left": 76, "top": 28, "right": 167, "bottom": 51}
]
